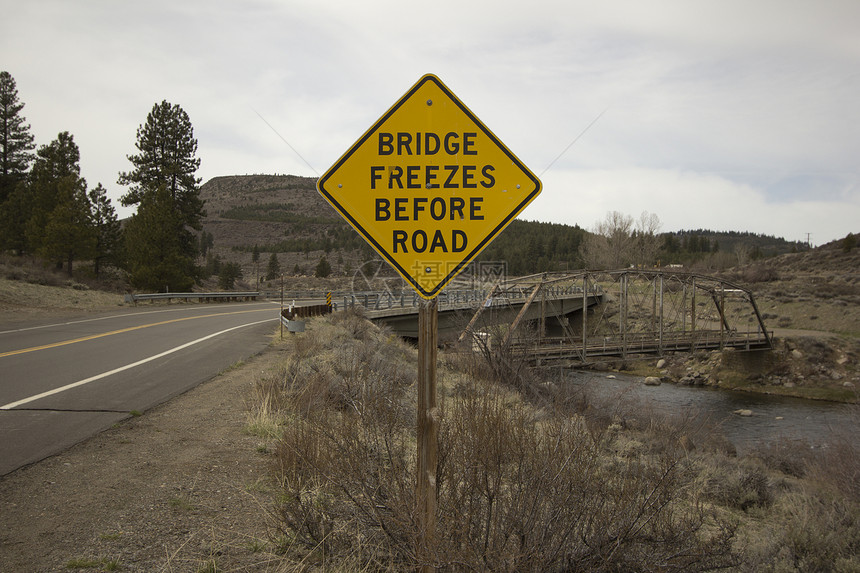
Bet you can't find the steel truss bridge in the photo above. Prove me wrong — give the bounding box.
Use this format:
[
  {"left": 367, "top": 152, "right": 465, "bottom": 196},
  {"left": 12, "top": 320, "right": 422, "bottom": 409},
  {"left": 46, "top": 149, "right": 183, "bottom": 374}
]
[{"left": 458, "top": 269, "right": 773, "bottom": 366}]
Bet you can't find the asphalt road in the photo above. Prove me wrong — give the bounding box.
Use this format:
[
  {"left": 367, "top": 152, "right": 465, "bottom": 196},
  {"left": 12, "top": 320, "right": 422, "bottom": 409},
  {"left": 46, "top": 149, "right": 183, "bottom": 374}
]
[{"left": 0, "top": 301, "right": 280, "bottom": 476}]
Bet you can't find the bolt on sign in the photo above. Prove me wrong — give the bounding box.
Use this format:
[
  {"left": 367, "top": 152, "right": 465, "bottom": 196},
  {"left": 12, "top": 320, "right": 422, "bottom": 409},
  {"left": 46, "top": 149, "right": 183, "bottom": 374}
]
[{"left": 317, "top": 73, "right": 542, "bottom": 299}]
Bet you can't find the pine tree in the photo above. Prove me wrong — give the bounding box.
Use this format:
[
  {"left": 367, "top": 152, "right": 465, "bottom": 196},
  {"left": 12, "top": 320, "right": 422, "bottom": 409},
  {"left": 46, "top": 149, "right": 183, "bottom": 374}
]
[
  {"left": 123, "top": 185, "right": 195, "bottom": 292},
  {"left": 0, "top": 183, "right": 31, "bottom": 253},
  {"left": 26, "top": 132, "right": 87, "bottom": 263},
  {"left": 198, "top": 230, "right": 213, "bottom": 258},
  {"left": 38, "top": 177, "right": 94, "bottom": 275},
  {"left": 315, "top": 255, "right": 331, "bottom": 278},
  {"left": 118, "top": 100, "right": 204, "bottom": 264},
  {"left": 266, "top": 252, "right": 280, "bottom": 280},
  {"left": 218, "top": 261, "right": 243, "bottom": 290},
  {"left": 0, "top": 71, "right": 35, "bottom": 203},
  {"left": 88, "top": 183, "right": 122, "bottom": 276}
]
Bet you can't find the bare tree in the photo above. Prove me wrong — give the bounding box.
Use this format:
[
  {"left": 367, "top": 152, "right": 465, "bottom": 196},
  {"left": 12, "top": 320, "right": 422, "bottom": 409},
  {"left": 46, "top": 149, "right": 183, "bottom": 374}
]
[
  {"left": 581, "top": 211, "right": 631, "bottom": 269},
  {"left": 632, "top": 210, "right": 662, "bottom": 267},
  {"left": 582, "top": 211, "right": 662, "bottom": 269}
]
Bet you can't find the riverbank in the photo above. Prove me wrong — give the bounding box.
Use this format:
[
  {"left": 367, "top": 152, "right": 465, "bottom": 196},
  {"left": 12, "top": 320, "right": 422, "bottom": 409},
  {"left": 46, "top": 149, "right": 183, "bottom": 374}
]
[{"left": 614, "top": 333, "right": 859, "bottom": 404}]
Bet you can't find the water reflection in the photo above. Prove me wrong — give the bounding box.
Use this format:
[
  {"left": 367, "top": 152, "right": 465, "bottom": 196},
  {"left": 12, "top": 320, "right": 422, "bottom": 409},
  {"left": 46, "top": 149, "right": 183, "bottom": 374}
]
[{"left": 567, "top": 371, "right": 857, "bottom": 454}]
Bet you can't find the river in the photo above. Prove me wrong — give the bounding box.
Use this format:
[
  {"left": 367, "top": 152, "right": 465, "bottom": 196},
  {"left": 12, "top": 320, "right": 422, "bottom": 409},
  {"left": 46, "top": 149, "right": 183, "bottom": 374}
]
[{"left": 567, "top": 371, "right": 857, "bottom": 455}]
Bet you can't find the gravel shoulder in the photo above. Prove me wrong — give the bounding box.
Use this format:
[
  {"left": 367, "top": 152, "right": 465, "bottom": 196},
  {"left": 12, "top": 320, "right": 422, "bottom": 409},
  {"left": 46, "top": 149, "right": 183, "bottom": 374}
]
[{"left": 0, "top": 339, "right": 288, "bottom": 572}]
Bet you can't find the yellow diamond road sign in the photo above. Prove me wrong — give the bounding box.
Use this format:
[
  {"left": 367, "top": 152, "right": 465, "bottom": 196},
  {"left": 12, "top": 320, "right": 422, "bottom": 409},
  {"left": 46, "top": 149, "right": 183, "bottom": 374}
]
[{"left": 317, "top": 74, "right": 542, "bottom": 299}]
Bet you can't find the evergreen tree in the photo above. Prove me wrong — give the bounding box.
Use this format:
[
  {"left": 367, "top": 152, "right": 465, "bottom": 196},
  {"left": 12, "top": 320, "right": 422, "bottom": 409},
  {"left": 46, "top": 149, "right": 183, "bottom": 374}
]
[
  {"left": 198, "top": 230, "right": 213, "bottom": 258},
  {"left": 661, "top": 234, "right": 680, "bottom": 254},
  {"left": 315, "top": 255, "right": 331, "bottom": 278},
  {"left": 203, "top": 252, "right": 222, "bottom": 278},
  {"left": 88, "top": 183, "right": 122, "bottom": 276},
  {"left": 118, "top": 100, "right": 204, "bottom": 266},
  {"left": 39, "top": 176, "right": 94, "bottom": 275},
  {"left": 251, "top": 243, "right": 260, "bottom": 263},
  {"left": 26, "top": 132, "right": 87, "bottom": 263},
  {"left": 266, "top": 252, "right": 280, "bottom": 280},
  {"left": 218, "top": 261, "right": 243, "bottom": 290},
  {"left": 0, "top": 183, "right": 31, "bottom": 253},
  {"left": 123, "top": 185, "right": 195, "bottom": 292},
  {"left": 0, "top": 71, "right": 35, "bottom": 203}
]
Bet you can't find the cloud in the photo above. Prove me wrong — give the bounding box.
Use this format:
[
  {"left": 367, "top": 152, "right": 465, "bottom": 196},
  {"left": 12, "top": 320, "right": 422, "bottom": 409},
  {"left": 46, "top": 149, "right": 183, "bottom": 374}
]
[
  {"left": 532, "top": 168, "right": 859, "bottom": 245},
  {"left": 2, "top": 0, "right": 857, "bottom": 243}
]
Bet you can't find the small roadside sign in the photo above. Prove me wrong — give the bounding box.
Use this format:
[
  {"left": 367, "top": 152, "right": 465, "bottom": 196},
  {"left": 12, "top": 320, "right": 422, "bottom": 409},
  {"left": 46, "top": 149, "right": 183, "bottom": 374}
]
[{"left": 317, "top": 73, "right": 541, "bottom": 299}]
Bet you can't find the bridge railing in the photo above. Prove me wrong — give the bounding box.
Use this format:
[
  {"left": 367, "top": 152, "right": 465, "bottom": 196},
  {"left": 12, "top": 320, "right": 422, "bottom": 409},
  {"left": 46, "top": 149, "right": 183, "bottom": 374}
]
[
  {"left": 340, "top": 289, "right": 492, "bottom": 311},
  {"left": 336, "top": 286, "right": 600, "bottom": 312},
  {"left": 259, "top": 284, "right": 602, "bottom": 307},
  {"left": 125, "top": 291, "right": 260, "bottom": 304}
]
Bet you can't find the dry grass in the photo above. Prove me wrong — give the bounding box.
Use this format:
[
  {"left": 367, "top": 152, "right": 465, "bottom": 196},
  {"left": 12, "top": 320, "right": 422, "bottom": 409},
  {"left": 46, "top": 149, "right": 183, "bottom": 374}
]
[
  {"left": 0, "top": 255, "right": 128, "bottom": 323},
  {"left": 256, "top": 312, "right": 753, "bottom": 571},
  {"left": 0, "top": 276, "right": 124, "bottom": 308},
  {"left": 250, "top": 311, "right": 860, "bottom": 572}
]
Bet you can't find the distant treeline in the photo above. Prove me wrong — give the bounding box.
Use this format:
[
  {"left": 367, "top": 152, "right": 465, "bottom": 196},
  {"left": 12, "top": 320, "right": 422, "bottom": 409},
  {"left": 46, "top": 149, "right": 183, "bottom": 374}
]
[
  {"left": 661, "top": 229, "right": 808, "bottom": 263},
  {"left": 475, "top": 219, "right": 587, "bottom": 275},
  {"left": 224, "top": 204, "right": 806, "bottom": 273}
]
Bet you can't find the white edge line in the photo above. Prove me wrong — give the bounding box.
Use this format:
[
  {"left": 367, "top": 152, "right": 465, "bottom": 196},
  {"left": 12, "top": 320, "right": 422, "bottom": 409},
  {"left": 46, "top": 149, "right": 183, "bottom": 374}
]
[{"left": 0, "top": 318, "right": 276, "bottom": 410}]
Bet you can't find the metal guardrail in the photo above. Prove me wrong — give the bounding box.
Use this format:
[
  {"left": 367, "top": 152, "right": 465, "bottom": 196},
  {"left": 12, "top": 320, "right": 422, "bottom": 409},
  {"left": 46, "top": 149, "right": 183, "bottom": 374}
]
[
  {"left": 281, "top": 304, "right": 333, "bottom": 320},
  {"left": 125, "top": 291, "right": 261, "bottom": 304},
  {"left": 278, "top": 304, "right": 334, "bottom": 334}
]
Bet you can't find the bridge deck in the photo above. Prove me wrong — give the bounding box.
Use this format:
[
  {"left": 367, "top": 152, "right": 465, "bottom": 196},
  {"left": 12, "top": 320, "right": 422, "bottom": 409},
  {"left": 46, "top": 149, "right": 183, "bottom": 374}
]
[
  {"left": 514, "top": 330, "right": 772, "bottom": 366},
  {"left": 365, "top": 292, "right": 604, "bottom": 340}
]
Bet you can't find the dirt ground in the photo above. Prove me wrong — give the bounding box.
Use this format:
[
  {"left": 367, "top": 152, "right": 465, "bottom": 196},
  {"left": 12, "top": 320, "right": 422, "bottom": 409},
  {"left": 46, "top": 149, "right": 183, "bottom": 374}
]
[{"left": 0, "top": 338, "right": 289, "bottom": 572}]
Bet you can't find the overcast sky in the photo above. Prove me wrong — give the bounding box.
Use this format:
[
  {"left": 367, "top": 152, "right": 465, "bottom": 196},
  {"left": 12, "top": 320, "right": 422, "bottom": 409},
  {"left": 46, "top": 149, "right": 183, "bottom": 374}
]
[{"left": 3, "top": 0, "right": 858, "bottom": 246}]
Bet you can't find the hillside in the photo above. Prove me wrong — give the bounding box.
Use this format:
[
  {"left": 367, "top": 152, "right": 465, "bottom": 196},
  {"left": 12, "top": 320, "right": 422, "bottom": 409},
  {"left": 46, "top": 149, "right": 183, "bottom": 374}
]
[
  {"left": 198, "top": 175, "right": 818, "bottom": 282},
  {"left": 721, "top": 239, "right": 860, "bottom": 335},
  {"left": 200, "top": 174, "right": 341, "bottom": 253},
  {"left": 198, "top": 175, "right": 369, "bottom": 279}
]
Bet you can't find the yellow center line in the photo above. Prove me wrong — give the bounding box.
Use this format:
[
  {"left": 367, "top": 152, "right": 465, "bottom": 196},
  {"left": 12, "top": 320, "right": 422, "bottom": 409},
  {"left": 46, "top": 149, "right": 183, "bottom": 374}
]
[{"left": 0, "top": 308, "right": 274, "bottom": 359}]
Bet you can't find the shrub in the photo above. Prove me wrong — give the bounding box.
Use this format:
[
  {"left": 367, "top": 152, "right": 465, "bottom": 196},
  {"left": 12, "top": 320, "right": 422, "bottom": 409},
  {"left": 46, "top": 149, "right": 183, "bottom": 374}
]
[
  {"left": 748, "top": 439, "right": 810, "bottom": 478},
  {"left": 265, "top": 313, "right": 739, "bottom": 571},
  {"left": 743, "top": 487, "right": 860, "bottom": 572},
  {"left": 742, "top": 264, "right": 780, "bottom": 283}
]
